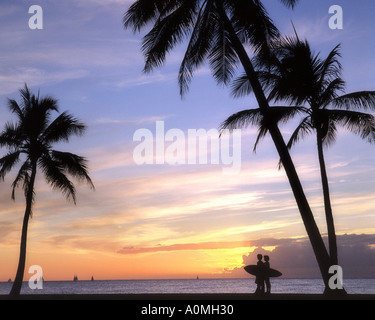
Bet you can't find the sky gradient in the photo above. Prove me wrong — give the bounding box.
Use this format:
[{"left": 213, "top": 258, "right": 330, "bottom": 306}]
[{"left": 1, "top": 0, "right": 375, "bottom": 281}]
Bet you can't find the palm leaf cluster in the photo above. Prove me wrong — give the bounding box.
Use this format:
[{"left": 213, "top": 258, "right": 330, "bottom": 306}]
[
  {"left": 124, "top": 0, "right": 298, "bottom": 96},
  {"left": 225, "top": 36, "right": 375, "bottom": 149},
  {"left": 0, "top": 85, "right": 94, "bottom": 207}
]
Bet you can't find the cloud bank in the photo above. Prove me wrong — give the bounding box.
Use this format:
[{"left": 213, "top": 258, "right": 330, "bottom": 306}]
[{"left": 226, "top": 234, "right": 375, "bottom": 278}]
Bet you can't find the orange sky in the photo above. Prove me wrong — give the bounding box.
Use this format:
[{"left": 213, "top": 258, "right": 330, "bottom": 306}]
[{"left": 1, "top": 150, "right": 375, "bottom": 281}]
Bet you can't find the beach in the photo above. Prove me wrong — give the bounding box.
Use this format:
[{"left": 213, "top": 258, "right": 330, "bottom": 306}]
[{"left": 1, "top": 293, "right": 374, "bottom": 300}]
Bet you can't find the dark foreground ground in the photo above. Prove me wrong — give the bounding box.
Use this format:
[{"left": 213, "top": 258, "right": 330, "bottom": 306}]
[{"left": 1, "top": 293, "right": 374, "bottom": 300}]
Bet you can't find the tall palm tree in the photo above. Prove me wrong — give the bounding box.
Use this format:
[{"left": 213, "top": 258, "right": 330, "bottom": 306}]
[
  {"left": 124, "top": 0, "right": 335, "bottom": 290},
  {"left": 0, "top": 84, "right": 94, "bottom": 296},
  {"left": 224, "top": 35, "right": 375, "bottom": 268}
]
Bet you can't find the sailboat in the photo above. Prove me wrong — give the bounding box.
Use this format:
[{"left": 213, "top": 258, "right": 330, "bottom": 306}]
[
  {"left": 73, "top": 275, "right": 78, "bottom": 282},
  {"left": 91, "top": 276, "right": 94, "bottom": 281}
]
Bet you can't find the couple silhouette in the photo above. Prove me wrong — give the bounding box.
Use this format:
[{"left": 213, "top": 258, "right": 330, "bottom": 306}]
[{"left": 255, "top": 254, "right": 271, "bottom": 294}]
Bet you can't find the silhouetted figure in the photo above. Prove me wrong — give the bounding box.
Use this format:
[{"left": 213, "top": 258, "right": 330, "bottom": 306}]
[
  {"left": 255, "top": 254, "right": 265, "bottom": 294},
  {"left": 264, "top": 255, "right": 271, "bottom": 294}
]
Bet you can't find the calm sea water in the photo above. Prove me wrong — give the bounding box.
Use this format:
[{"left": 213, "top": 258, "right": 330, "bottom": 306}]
[{"left": 1, "top": 278, "right": 375, "bottom": 295}]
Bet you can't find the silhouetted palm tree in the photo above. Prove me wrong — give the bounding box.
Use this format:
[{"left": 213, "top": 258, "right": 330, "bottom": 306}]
[
  {"left": 124, "top": 0, "right": 335, "bottom": 290},
  {"left": 0, "top": 84, "right": 94, "bottom": 296},
  {"left": 223, "top": 35, "right": 375, "bottom": 269}
]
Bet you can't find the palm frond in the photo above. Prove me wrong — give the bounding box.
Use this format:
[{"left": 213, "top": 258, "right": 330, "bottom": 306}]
[
  {"left": 220, "top": 107, "right": 268, "bottom": 154},
  {"left": 50, "top": 151, "right": 95, "bottom": 190},
  {"left": 208, "top": 11, "right": 238, "bottom": 86},
  {"left": 7, "top": 98, "right": 24, "bottom": 120},
  {"left": 231, "top": 73, "right": 254, "bottom": 98},
  {"left": 39, "top": 154, "right": 77, "bottom": 204},
  {"left": 324, "top": 109, "right": 375, "bottom": 144},
  {"left": 178, "top": 0, "right": 217, "bottom": 96},
  {"left": 0, "top": 122, "right": 23, "bottom": 150},
  {"left": 268, "top": 106, "right": 305, "bottom": 124},
  {"left": 275, "top": 116, "right": 313, "bottom": 169},
  {"left": 319, "top": 117, "right": 338, "bottom": 147},
  {"left": 19, "top": 84, "right": 32, "bottom": 111},
  {"left": 38, "top": 96, "right": 59, "bottom": 116},
  {"left": 226, "top": 0, "right": 279, "bottom": 53},
  {"left": 253, "top": 125, "right": 269, "bottom": 153},
  {"left": 42, "top": 111, "right": 86, "bottom": 144},
  {"left": 141, "top": 0, "right": 199, "bottom": 73},
  {"left": 286, "top": 116, "right": 313, "bottom": 149},
  {"left": 220, "top": 108, "right": 264, "bottom": 133},
  {"left": 319, "top": 78, "right": 346, "bottom": 107},
  {"left": 0, "top": 151, "right": 21, "bottom": 181},
  {"left": 123, "top": 0, "right": 170, "bottom": 32},
  {"left": 329, "top": 91, "right": 375, "bottom": 111},
  {"left": 317, "top": 44, "right": 342, "bottom": 89},
  {"left": 220, "top": 106, "right": 303, "bottom": 152}
]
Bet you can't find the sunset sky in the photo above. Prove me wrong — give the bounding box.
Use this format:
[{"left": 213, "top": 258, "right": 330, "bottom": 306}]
[{"left": 1, "top": 0, "right": 375, "bottom": 281}]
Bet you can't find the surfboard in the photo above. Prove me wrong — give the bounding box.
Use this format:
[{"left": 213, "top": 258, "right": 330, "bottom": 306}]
[{"left": 244, "top": 265, "right": 282, "bottom": 278}]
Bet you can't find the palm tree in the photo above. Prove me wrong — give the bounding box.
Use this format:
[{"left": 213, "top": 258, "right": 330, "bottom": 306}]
[
  {"left": 0, "top": 84, "right": 94, "bottom": 296},
  {"left": 224, "top": 35, "right": 375, "bottom": 269},
  {"left": 123, "top": 0, "right": 335, "bottom": 290}
]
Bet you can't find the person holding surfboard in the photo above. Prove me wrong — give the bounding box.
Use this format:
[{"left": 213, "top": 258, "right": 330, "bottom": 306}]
[
  {"left": 255, "top": 254, "right": 265, "bottom": 294},
  {"left": 264, "top": 255, "right": 271, "bottom": 294},
  {"left": 244, "top": 254, "right": 282, "bottom": 295}
]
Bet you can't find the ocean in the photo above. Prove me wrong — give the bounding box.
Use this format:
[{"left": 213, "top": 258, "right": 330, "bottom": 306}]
[{"left": 1, "top": 278, "right": 375, "bottom": 295}]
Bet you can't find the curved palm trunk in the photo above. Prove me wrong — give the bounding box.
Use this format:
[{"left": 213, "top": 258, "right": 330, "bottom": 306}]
[
  {"left": 216, "top": 3, "right": 332, "bottom": 290},
  {"left": 9, "top": 163, "right": 37, "bottom": 297},
  {"left": 316, "top": 130, "right": 338, "bottom": 265}
]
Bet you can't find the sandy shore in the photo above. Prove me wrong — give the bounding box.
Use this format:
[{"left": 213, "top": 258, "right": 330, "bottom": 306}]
[{"left": 1, "top": 293, "right": 374, "bottom": 300}]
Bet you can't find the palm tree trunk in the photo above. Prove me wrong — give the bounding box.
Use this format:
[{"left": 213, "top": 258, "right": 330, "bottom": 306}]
[
  {"left": 216, "top": 3, "right": 332, "bottom": 289},
  {"left": 316, "top": 130, "right": 338, "bottom": 265},
  {"left": 9, "top": 162, "right": 37, "bottom": 297}
]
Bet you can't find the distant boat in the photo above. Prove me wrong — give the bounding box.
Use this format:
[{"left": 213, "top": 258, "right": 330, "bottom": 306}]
[
  {"left": 73, "top": 275, "right": 78, "bottom": 282},
  {"left": 7, "top": 278, "right": 11, "bottom": 283},
  {"left": 91, "top": 276, "right": 94, "bottom": 281},
  {"left": 196, "top": 276, "right": 199, "bottom": 280}
]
